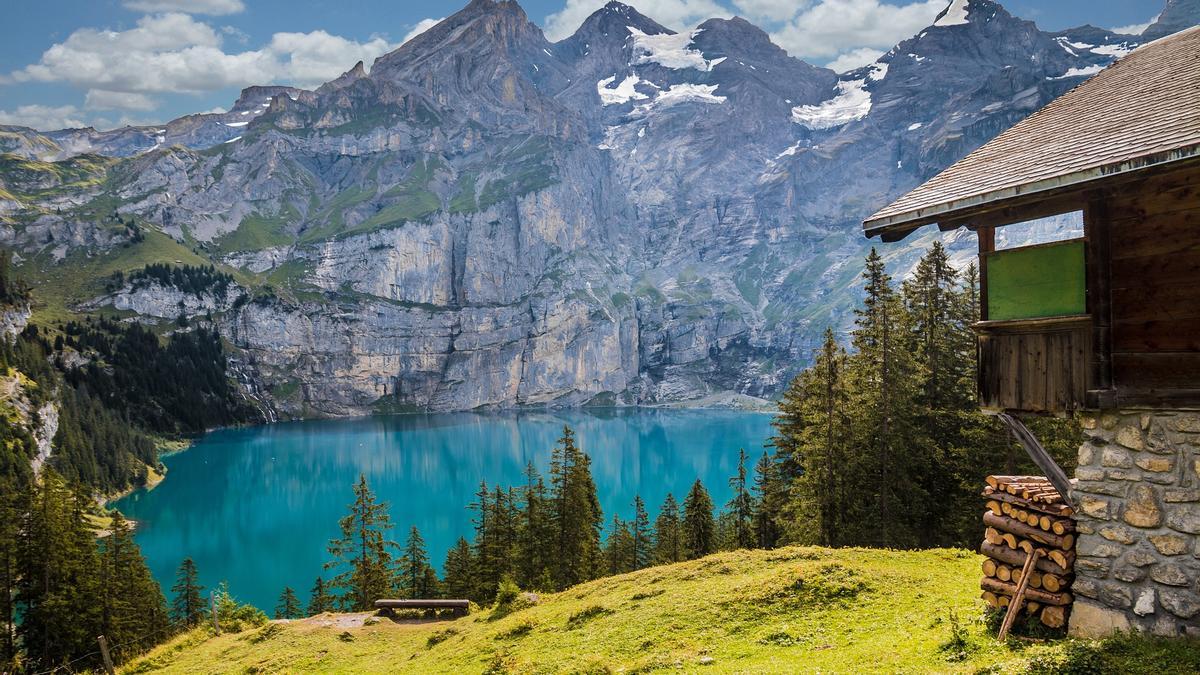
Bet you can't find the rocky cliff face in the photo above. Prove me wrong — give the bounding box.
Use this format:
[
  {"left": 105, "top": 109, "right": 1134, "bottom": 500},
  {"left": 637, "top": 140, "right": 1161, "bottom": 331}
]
[{"left": 1, "top": 0, "right": 1196, "bottom": 415}]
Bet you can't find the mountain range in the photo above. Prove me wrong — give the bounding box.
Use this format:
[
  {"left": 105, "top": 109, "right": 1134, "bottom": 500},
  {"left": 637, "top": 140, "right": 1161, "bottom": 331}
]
[{"left": 0, "top": 0, "right": 1195, "bottom": 416}]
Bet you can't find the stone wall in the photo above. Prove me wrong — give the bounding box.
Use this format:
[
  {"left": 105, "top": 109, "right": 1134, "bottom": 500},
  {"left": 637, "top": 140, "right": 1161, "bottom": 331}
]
[{"left": 1070, "top": 411, "right": 1200, "bottom": 637}]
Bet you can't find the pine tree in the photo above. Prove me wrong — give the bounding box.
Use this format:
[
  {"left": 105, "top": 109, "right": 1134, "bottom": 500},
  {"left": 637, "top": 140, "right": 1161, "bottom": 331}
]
[
  {"left": 630, "top": 496, "right": 653, "bottom": 570},
  {"left": 548, "top": 426, "right": 603, "bottom": 589},
  {"left": 778, "top": 329, "right": 855, "bottom": 546},
  {"left": 682, "top": 480, "right": 716, "bottom": 560},
  {"left": 653, "top": 493, "right": 682, "bottom": 564},
  {"left": 307, "top": 577, "right": 332, "bottom": 615},
  {"left": 469, "top": 481, "right": 493, "bottom": 601},
  {"left": 751, "top": 452, "right": 785, "bottom": 549},
  {"left": 847, "top": 248, "right": 923, "bottom": 548},
  {"left": 903, "top": 241, "right": 971, "bottom": 410},
  {"left": 515, "top": 462, "right": 552, "bottom": 589},
  {"left": 274, "top": 587, "right": 302, "bottom": 619},
  {"left": 325, "top": 474, "right": 395, "bottom": 611},
  {"left": 725, "top": 449, "right": 756, "bottom": 550},
  {"left": 604, "top": 516, "right": 634, "bottom": 575},
  {"left": 442, "top": 537, "right": 474, "bottom": 600},
  {"left": 171, "top": 557, "right": 206, "bottom": 628},
  {"left": 469, "top": 483, "right": 517, "bottom": 602},
  {"left": 398, "top": 526, "right": 432, "bottom": 599},
  {"left": 17, "top": 472, "right": 105, "bottom": 670},
  {"left": 0, "top": 483, "right": 19, "bottom": 668},
  {"left": 98, "top": 511, "right": 167, "bottom": 658}
]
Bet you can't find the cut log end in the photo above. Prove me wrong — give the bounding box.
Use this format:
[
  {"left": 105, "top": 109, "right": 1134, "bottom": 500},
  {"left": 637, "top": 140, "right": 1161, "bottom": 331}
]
[{"left": 1041, "top": 605, "right": 1067, "bottom": 628}]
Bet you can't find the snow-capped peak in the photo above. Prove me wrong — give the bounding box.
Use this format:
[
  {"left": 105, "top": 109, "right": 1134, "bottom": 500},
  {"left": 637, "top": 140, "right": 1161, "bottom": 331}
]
[
  {"left": 934, "top": 0, "right": 970, "bottom": 27},
  {"left": 628, "top": 26, "right": 725, "bottom": 72}
]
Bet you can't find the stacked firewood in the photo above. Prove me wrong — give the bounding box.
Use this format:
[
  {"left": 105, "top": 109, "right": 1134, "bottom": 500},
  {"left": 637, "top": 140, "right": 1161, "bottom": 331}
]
[{"left": 979, "top": 475, "right": 1075, "bottom": 629}]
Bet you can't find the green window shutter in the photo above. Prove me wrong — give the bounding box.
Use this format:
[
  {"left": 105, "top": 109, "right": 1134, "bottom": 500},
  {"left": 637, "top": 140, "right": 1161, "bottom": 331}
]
[{"left": 985, "top": 239, "right": 1086, "bottom": 321}]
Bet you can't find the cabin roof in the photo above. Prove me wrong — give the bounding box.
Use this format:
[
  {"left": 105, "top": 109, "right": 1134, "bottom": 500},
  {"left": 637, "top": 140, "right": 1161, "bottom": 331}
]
[{"left": 864, "top": 26, "right": 1200, "bottom": 240}]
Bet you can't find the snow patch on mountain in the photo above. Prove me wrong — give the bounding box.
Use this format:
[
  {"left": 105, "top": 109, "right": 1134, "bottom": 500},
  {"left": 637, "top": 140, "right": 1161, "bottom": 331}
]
[
  {"left": 1092, "top": 42, "right": 1135, "bottom": 57},
  {"left": 791, "top": 78, "right": 872, "bottom": 130},
  {"left": 1049, "top": 64, "right": 1104, "bottom": 79},
  {"left": 597, "top": 75, "right": 650, "bottom": 105},
  {"left": 628, "top": 27, "right": 724, "bottom": 71},
  {"left": 638, "top": 83, "right": 726, "bottom": 111},
  {"left": 935, "top": 0, "right": 971, "bottom": 27}
]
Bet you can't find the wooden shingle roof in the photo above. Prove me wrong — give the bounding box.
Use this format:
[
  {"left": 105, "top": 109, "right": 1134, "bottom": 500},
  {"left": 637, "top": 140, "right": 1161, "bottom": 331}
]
[{"left": 864, "top": 26, "right": 1200, "bottom": 239}]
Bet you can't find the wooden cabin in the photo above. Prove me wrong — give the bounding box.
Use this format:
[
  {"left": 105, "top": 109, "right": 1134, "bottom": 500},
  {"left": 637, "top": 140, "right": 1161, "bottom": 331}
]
[
  {"left": 864, "top": 26, "right": 1200, "bottom": 417},
  {"left": 864, "top": 27, "right": 1200, "bottom": 638}
]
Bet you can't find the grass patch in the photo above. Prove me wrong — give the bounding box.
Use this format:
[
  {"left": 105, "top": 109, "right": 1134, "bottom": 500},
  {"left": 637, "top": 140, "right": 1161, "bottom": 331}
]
[
  {"left": 565, "top": 605, "right": 615, "bottom": 629},
  {"left": 213, "top": 209, "right": 297, "bottom": 253},
  {"left": 120, "top": 547, "right": 1200, "bottom": 674},
  {"left": 426, "top": 628, "right": 459, "bottom": 648}
]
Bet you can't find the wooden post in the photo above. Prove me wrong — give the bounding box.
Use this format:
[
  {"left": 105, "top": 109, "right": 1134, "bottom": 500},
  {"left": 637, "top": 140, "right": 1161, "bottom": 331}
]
[
  {"left": 97, "top": 635, "right": 116, "bottom": 675},
  {"left": 1083, "top": 195, "right": 1113, "bottom": 405},
  {"left": 998, "top": 549, "right": 1043, "bottom": 641},
  {"left": 977, "top": 225, "right": 995, "bottom": 322},
  {"left": 210, "top": 591, "right": 221, "bottom": 636},
  {"left": 993, "top": 414, "right": 1076, "bottom": 511}
]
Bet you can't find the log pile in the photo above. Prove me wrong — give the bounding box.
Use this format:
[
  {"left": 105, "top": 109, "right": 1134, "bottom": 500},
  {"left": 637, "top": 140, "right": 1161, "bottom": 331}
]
[{"left": 980, "top": 475, "right": 1075, "bottom": 629}]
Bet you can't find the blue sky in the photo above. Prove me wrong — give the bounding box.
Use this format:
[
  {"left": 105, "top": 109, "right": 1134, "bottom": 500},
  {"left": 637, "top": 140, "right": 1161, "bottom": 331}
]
[{"left": 0, "top": 0, "right": 1162, "bottom": 131}]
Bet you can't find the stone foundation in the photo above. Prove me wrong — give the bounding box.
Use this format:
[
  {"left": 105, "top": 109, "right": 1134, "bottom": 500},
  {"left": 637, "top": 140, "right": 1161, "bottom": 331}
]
[{"left": 1070, "top": 411, "right": 1200, "bottom": 638}]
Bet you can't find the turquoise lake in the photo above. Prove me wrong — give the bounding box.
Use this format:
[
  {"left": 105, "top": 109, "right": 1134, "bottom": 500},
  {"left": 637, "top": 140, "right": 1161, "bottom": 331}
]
[{"left": 113, "top": 409, "right": 774, "bottom": 611}]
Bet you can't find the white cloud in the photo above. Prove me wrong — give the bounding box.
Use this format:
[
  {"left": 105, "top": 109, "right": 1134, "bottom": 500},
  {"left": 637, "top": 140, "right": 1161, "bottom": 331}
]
[
  {"left": 542, "top": 0, "right": 731, "bottom": 41},
  {"left": 402, "top": 18, "right": 444, "bottom": 45},
  {"left": 265, "top": 31, "right": 393, "bottom": 87},
  {"left": 122, "top": 0, "right": 245, "bottom": 15},
  {"left": 771, "top": 0, "right": 945, "bottom": 60},
  {"left": 731, "top": 0, "right": 808, "bottom": 22},
  {"left": 85, "top": 90, "right": 159, "bottom": 111},
  {"left": 0, "top": 104, "right": 88, "bottom": 130},
  {"left": 1111, "top": 14, "right": 1157, "bottom": 36},
  {"left": 4, "top": 13, "right": 395, "bottom": 106},
  {"left": 825, "top": 47, "right": 883, "bottom": 72}
]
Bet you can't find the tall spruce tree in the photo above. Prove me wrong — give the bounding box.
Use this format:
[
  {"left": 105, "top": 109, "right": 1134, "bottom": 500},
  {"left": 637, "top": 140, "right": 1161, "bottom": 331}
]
[
  {"left": 325, "top": 474, "right": 395, "bottom": 611},
  {"left": 751, "top": 451, "right": 785, "bottom": 549},
  {"left": 682, "top": 480, "right": 716, "bottom": 560},
  {"left": 171, "top": 558, "right": 205, "bottom": 628},
  {"left": 604, "top": 516, "right": 634, "bottom": 575},
  {"left": 725, "top": 449, "right": 756, "bottom": 550},
  {"left": 442, "top": 537, "right": 474, "bottom": 600},
  {"left": 516, "top": 462, "right": 552, "bottom": 588},
  {"left": 0, "top": 484, "right": 19, "bottom": 668},
  {"left": 780, "top": 329, "right": 854, "bottom": 546},
  {"left": 630, "top": 496, "right": 653, "bottom": 570},
  {"left": 16, "top": 472, "right": 104, "bottom": 670},
  {"left": 653, "top": 493, "right": 683, "bottom": 564},
  {"left": 398, "top": 526, "right": 433, "bottom": 599},
  {"left": 99, "top": 511, "right": 168, "bottom": 656},
  {"left": 274, "top": 587, "right": 302, "bottom": 619},
  {"left": 548, "top": 426, "right": 602, "bottom": 589},
  {"left": 848, "top": 248, "right": 924, "bottom": 548},
  {"left": 470, "top": 484, "right": 518, "bottom": 602},
  {"left": 307, "top": 577, "right": 332, "bottom": 615}
]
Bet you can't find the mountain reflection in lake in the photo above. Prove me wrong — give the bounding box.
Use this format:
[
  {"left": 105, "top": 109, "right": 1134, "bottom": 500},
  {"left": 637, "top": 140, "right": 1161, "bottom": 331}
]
[{"left": 114, "top": 409, "right": 773, "bottom": 610}]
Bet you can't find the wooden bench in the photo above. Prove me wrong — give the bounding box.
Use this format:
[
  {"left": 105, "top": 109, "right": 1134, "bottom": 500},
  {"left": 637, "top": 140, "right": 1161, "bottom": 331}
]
[{"left": 374, "top": 599, "right": 470, "bottom": 617}]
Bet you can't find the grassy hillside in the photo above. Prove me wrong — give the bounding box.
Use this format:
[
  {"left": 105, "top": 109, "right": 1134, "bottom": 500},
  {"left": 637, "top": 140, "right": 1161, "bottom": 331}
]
[{"left": 123, "top": 546, "right": 1200, "bottom": 674}]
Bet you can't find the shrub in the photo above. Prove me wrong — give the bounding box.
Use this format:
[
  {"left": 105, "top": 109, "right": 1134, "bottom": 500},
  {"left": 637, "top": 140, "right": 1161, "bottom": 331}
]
[
  {"left": 937, "top": 610, "right": 975, "bottom": 662},
  {"left": 214, "top": 582, "right": 268, "bottom": 633},
  {"left": 427, "top": 628, "right": 459, "bottom": 648},
  {"left": 566, "top": 605, "right": 615, "bottom": 629}
]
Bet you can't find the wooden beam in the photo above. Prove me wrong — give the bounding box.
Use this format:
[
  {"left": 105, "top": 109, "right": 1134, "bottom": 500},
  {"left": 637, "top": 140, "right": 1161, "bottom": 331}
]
[
  {"left": 994, "top": 413, "right": 1076, "bottom": 511},
  {"left": 978, "top": 226, "right": 995, "bottom": 321},
  {"left": 966, "top": 193, "right": 1087, "bottom": 232},
  {"left": 1084, "top": 194, "right": 1114, "bottom": 401}
]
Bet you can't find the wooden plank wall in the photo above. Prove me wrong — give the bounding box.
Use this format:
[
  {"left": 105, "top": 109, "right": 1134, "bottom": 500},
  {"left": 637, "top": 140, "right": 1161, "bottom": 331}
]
[
  {"left": 978, "top": 318, "right": 1091, "bottom": 412},
  {"left": 1107, "top": 163, "right": 1200, "bottom": 405}
]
